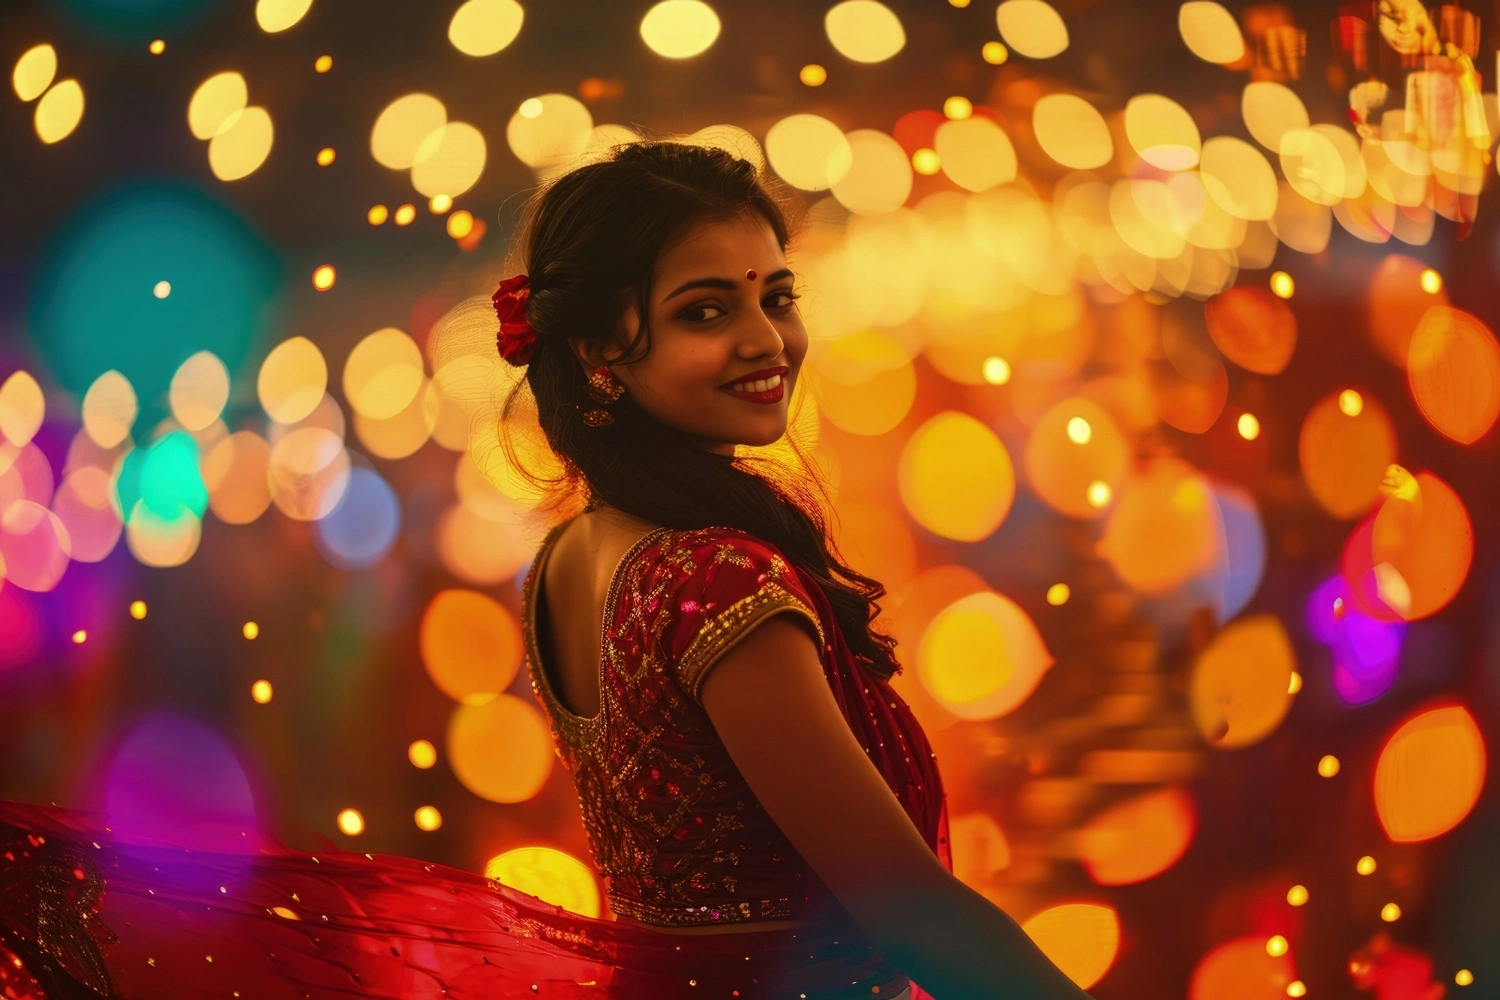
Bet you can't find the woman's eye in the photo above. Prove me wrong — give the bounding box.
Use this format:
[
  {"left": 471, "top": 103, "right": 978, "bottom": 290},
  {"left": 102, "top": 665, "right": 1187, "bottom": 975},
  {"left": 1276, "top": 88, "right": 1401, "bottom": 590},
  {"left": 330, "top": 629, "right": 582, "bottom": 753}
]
[
  {"left": 682, "top": 304, "right": 726, "bottom": 323},
  {"left": 680, "top": 291, "right": 799, "bottom": 323}
]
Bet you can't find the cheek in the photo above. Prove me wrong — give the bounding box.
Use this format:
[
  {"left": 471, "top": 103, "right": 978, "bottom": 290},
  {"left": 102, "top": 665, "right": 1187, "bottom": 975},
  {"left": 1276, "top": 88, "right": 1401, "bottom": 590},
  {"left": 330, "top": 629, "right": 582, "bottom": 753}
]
[
  {"left": 632, "top": 342, "right": 732, "bottom": 400},
  {"left": 784, "top": 325, "right": 810, "bottom": 367}
]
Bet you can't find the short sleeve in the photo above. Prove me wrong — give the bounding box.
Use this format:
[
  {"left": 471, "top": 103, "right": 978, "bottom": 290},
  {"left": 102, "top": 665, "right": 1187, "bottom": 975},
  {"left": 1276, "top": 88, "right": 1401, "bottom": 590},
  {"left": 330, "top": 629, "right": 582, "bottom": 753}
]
[{"left": 662, "top": 528, "right": 829, "bottom": 704}]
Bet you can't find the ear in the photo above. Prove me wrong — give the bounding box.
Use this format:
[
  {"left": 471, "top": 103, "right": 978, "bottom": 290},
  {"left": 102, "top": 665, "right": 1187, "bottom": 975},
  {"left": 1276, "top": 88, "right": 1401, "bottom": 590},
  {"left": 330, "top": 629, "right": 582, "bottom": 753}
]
[{"left": 565, "top": 336, "right": 610, "bottom": 372}]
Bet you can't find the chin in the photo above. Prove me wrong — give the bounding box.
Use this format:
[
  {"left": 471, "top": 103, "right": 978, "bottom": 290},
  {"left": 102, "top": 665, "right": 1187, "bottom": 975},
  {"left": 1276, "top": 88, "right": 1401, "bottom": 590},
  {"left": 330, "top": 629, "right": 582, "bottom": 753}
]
[{"left": 734, "top": 427, "right": 787, "bottom": 448}]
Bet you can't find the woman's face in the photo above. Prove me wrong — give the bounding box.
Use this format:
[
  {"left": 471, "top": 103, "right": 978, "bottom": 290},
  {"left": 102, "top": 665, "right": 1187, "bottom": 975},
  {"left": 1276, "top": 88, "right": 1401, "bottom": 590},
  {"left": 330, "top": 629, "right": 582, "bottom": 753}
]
[{"left": 572, "top": 211, "right": 807, "bottom": 455}]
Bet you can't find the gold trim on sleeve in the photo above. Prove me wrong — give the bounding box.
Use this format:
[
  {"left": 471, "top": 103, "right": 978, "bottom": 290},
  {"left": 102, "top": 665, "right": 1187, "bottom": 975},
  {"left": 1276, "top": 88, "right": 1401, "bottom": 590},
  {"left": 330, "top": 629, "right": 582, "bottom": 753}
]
[{"left": 676, "top": 582, "right": 827, "bottom": 703}]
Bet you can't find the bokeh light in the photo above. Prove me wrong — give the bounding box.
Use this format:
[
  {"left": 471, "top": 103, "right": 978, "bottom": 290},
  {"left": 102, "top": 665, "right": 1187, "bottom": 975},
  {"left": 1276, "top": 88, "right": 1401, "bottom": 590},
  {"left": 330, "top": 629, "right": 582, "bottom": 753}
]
[
  {"left": 1021, "top": 902, "right": 1119, "bottom": 990},
  {"left": 1340, "top": 469, "right": 1472, "bottom": 623},
  {"left": 446, "top": 695, "right": 553, "bottom": 803},
  {"left": 1190, "top": 614, "right": 1295, "bottom": 748},
  {"left": 1298, "top": 390, "right": 1396, "bottom": 520},
  {"left": 314, "top": 466, "right": 400, "bottom": 570},
  {"left": 1179, "top": 2, "right": 1245, "bottom": 64},
  {"left": 765, "top": 114, "right": 852, "bottom": 191},
  {"left": 485, "top": 846, "right": 600, "bottom": 917},
  {"left": 898, "top": 411, "right": 1015, "bottom": 541},
  {"left": 1078, "top": 786, "right": 1196, "bottom": 885},
  {"left": 825, "top": 1, "right": 905, "bottom": 63},
  {"left": 255, "top": 0, "right": 313, "bottom": 33},
  {"left": 996, "top": 1, "right": 1068, "bottom": 59},
  {"left": 1190, "top": 936, "right": 1296, "bottom": 1000},
  {"left": 448, "top": 0, "right": 524, "bottom": 56},
  {"left": 421, "top": 588, "right": 522, "bottom": 704},
  {"left": 639, "top": 1, "right": 721, "bottom": 59},
  {"left": 917, "top": 589, "right": 1053, "bottom": 720},
  {"left": 1374, "top": 704, "right": 1486, "bottom": 843},
  {"left": 408, "top": 739, "right": 438, "bottom": 769},
  {"left": 1406, "top": 306, "right": 1500, "bottom": 444},
  {"left": 13, "top": 44, "right": 57, "bottom": 102},
  {"left": 35, "top": 79, "right": 84, "bottom": 143}
]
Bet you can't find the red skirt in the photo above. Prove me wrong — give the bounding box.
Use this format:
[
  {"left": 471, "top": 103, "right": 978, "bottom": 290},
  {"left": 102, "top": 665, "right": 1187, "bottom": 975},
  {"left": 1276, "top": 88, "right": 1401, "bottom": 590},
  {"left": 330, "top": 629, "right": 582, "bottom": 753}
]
[{"left": 0, "top": 799, "right": 917, "bottom": 1000}]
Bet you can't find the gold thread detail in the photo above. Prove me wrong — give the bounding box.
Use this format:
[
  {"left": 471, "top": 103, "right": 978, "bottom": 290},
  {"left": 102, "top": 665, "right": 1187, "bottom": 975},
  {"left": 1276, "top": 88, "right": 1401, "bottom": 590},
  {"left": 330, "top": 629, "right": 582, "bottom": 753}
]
[
  {"left": 607, "top": 891, "right": 794, "bottom": 927},
  {"left": 677, "top": 582, "right": 827, "bottom": 703}
]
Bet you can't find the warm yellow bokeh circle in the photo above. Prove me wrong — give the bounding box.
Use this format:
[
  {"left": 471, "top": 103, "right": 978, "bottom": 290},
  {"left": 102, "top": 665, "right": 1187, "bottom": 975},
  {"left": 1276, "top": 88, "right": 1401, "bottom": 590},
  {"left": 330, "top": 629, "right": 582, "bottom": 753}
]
[
  {"left": 917, "top": 590, "right": 1053, "bottom": 720},
  {"left": 486, "top": 846, "right": 601, "bottom": 917},
  {"left": 446, "top": 695, "right": 553, "bottom": 803},
  {"left": 898, "top": 411, "right": 1015, "bottom": 541}
]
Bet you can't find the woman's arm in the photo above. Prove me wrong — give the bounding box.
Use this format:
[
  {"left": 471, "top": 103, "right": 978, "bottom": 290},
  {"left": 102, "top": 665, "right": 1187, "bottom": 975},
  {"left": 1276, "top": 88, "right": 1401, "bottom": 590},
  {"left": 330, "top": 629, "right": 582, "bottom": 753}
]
[{"left": 700, "top": 616, "right": 1092, "bottom": 1000}]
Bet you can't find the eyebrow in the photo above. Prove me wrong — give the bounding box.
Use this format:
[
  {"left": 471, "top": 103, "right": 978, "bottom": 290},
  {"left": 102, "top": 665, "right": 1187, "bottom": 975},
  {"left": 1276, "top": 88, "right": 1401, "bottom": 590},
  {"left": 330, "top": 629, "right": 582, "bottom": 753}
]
[{"left": 662, "top": 267, "right": 794, "bottom": 303}]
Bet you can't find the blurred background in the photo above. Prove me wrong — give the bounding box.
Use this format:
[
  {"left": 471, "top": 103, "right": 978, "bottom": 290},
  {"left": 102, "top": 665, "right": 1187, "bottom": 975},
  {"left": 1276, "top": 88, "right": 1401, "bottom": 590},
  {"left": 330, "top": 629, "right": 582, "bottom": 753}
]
[{"left": 2, "top": 0, "right": 1499, "bottom": 996}]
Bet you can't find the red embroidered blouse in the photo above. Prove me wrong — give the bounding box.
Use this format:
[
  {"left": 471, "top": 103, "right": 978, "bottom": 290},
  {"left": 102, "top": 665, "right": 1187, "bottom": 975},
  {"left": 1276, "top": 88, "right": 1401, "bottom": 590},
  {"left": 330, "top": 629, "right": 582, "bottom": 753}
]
[{"left": 522, "top": 522, "right": 951, "bottom": 930}]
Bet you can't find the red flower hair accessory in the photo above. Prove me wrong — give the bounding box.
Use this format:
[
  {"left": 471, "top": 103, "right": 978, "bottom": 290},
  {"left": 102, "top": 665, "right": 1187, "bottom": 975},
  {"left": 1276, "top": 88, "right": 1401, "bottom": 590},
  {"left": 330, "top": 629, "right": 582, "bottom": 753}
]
[{"left": 493, "top": 273, "right": 538, "bottom": 366}]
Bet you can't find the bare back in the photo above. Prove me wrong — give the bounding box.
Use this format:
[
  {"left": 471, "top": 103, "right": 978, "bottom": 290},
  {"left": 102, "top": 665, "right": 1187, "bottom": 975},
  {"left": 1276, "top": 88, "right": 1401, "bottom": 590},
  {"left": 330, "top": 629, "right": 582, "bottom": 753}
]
[{"left": 537, "top": 512, "right": 660, "bottom": 719}]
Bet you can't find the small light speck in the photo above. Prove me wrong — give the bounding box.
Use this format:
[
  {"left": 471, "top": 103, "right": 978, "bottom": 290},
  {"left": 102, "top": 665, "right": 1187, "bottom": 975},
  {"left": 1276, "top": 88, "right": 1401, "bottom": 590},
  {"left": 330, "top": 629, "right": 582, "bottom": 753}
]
[
  {"left": 982, "top": 355, "right": 1011, "bottom": 384},
  {"left": 153, "top": 280, "right": 171, "bottom": 299},
  {"left": 943, "top": 96, "right": 973, "bottom": 120}
]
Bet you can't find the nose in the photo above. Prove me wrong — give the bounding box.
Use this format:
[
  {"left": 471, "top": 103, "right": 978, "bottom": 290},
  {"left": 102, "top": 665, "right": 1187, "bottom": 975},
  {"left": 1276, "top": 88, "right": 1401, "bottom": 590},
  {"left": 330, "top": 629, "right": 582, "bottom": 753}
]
[{"left": 740, "top": 303, "right": 787, "bottom": 360}]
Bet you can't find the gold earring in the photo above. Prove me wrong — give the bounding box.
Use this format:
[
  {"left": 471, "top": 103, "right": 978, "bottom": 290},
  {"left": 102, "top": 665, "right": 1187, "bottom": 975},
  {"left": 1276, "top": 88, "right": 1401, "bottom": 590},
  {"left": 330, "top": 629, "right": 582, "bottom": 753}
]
[
  {"left": 584, "top": 364, "right": 626, "bottom": 404},
  {"left": 577, "top": 404, "right": 614, "bottom": 427},
  {"left": 580, "top": 364, "right": 624, "bottom": 427}
]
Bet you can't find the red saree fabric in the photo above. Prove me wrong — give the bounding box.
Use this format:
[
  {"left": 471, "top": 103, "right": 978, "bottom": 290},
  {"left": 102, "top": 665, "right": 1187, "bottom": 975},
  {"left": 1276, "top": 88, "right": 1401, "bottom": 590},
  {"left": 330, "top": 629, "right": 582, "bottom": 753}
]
[{"left": 0, "top": 524, "right": 950, "bottom": 999}]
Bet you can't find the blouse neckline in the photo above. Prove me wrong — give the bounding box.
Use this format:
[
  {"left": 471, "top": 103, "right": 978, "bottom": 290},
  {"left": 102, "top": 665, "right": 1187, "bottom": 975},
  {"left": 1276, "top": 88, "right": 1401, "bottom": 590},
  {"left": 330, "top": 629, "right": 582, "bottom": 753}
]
[{"left": 523, "top": 520, "right": 673, "bottom": 741}]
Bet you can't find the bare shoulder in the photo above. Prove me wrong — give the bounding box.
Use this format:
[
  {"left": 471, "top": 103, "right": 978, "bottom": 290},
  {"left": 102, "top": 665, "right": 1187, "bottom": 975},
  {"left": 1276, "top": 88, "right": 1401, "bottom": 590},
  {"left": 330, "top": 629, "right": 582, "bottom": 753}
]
[{"left": 552, "top": 511, "right": 667, "bottom": 569}]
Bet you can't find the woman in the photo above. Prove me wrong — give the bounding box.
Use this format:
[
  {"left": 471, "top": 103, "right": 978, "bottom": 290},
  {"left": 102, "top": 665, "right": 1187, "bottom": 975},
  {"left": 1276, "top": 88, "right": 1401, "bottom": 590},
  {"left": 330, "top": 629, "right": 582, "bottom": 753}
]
[{"left": 0, "top": 141, "right": 1088, "bottom": 999}]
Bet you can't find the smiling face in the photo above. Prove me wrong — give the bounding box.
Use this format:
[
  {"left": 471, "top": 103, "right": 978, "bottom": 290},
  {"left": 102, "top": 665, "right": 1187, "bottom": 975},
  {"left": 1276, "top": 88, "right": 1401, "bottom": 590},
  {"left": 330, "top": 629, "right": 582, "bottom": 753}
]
[{"left": 569, "top": 211, "right": 807, "bottom": 456}]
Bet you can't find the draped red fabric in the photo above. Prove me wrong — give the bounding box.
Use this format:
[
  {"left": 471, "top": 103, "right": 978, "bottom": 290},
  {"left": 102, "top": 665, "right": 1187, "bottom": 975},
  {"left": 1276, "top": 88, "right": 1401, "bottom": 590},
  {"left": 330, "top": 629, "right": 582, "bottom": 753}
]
[{"left": 0, "top": 524, "right": 951, "bottom": 999}]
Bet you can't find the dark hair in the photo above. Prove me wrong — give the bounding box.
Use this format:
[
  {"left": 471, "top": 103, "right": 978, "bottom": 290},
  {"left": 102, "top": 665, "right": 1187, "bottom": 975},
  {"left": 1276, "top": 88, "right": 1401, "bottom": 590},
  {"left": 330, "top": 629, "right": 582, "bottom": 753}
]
[{"left": 499, "top": 138, "right": 901, "bottom": 682}]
